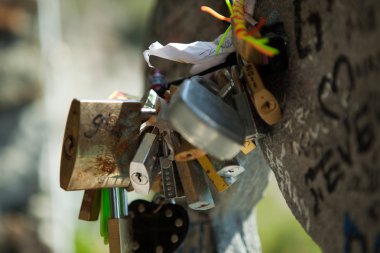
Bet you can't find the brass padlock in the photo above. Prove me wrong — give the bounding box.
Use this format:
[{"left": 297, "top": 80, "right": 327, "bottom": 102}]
[
  {"left": 175, "top": 160, "right": 215, "bottom": 210},
  {"left": 78, "top": 189, "right": 101, "bottom": 221},
  {"left": 60, "top": 99, "right": 141, "bottom": 191},
  {"left": 196, "top": 156, "right": 229, "bottom": 193},
  {"left": 174, "top": 139, "right": 206, "bottom": 162},
  {"left": 243, "top": 62, "right": 282, "bottom": 125},
  {"left": 107, "top": 188, "right": 134, "bottom": 253}
]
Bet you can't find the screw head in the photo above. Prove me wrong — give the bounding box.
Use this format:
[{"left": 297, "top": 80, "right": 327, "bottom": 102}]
[
  {"left": 175, "top": 218, "right": 183, "bottom": 228},
  {"left": 155, "top": 245, "right": 164, "bottom": 253},
  {"left": 63, "top": 135, "right": 75, "bottom": 160},
  {"left": 170, "top": 234, "right": 179, "bottom": 243},
  {"left": 165, "top": 209, "right": 173, "bottom": 218}
]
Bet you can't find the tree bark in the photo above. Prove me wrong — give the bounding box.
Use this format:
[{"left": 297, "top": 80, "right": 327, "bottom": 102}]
[{"left": 144, "top": 0, "right": 380, "bottom": 252}]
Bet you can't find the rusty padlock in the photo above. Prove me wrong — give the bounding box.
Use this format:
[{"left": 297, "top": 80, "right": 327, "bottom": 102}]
[{"left": 60, "top": 99, "right": 141, "bottom": 191}]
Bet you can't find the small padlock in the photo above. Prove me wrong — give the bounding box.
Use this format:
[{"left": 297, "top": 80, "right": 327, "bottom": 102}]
[
  {"left": 167, "top": 78, "right": 245, "bottom": 160},
  {"left": 129, "top": 199, "right": 189, "bottom": 253},
  {"left": 241, "top": 139, "right": 257, "bottom": 155},
  {"left": 209, "top": 157, "right": 246, "bottom": 186},
  {"left": 129, "top": 131, "right": 160, "bottom": 195},
  {"left": 175, "top": 160, "right": 215, "bottom": 210},
  {"left": 141, "top": 89, "right": 166, "bottom": 120},
  {"left": 160, "top": 157, "right": 185, "bottom": 200},
  {"left": 107, "top": 187, "right": 134, "bottom": 253},
  {"left": 215, "top": 68, "right": 235, "bottom": 99},
  {"left": 243, "top": 62, "right": 282, "bottom": 125},
  {"left": 60, "top": 99, "right": 141, "bottom": 191},
  {"left": 189, "top": 76, "right": 221, "bottom": 95},
  {"left": 78, "top": 189, "right": 101, "bottom": 221},
  {"left": 231, "top": 65, "right": 264, "bottom": 140},
  {"left": 160, "top": 134, "right": 185, "bottom": 199},
  {"left": 174, "top": 138, "right": 206, "bottom": 162},
  {"left": 196, "top": 155, "right": 229, "bottom": 193}
]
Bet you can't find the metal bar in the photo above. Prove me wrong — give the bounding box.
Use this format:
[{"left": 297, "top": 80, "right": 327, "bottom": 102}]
[
  {"left": 110, "top": 188, "right": 121, "bottom": 219},
  {"left": 120, "top": 188, "right": 129, "bottom": 217}
]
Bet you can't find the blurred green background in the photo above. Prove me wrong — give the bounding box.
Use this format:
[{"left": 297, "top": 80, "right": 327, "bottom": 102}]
[{"left": 257, "top": 174, "right": 321, "bottom": 253}]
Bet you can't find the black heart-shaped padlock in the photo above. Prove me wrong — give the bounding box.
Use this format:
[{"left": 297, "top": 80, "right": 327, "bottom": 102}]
[{"left": 129, "top": 200, "right": 189, "bottom": 253}]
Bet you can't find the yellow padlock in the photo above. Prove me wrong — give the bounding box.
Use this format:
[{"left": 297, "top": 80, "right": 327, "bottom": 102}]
[
  {"left": 196, "top": 155, "right": 229, "bottom": 192},
  {"left": 243, "top": 62, "right": 282, "bottom": 125},
  {"left": 175, "top": 139, "right": 206, "bottom": 162},
  {"left": 241, "top": 139, "right": 256, "bottom": 155}
]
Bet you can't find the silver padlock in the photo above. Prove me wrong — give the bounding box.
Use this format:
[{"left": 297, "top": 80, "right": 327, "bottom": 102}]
[
  {"left": 160, "top": 156, "right": 184, "bottom": 199},
  {"left": 167, "top": 78, "right": 245, "bottom": 160},
  {"left": 175, "top": 160, "right": 215, "bottom": 210},
  {"left": 189, "top": 76, "right": 221, "bottom": 95},
  {"left": 129, "top": 131, "right": 160, "bottom": 195},
  {"left": 160, "top": 133, "right": 184, "bottom": 199},
  {"left": 140, "top": 89, "right": 166, "bottom": 120},
  {"left": 231, "top": 65, "right": 264, "bottom": 140},
  {"left": 210, "top": 157, "right": 246, "bottom": 186},
  {"left": 215, "top": 68, "right": 235, "bottom": 98}
]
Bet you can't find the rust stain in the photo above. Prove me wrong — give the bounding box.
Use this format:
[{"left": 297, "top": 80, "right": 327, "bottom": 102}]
[
  {"left": 95, "top": 154, "right": 116, "bottom": 174},
  {"left": 115, "top": 140, "right": 129, "bottom": 158}
]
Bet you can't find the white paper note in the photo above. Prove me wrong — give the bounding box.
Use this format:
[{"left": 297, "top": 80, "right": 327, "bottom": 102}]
[{"left": 143, "top": 31, "right": 235, "bottom": 73}]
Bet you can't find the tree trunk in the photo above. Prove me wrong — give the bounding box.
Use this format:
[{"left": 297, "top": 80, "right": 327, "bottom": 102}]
[{"left": 144, "top": 0, "right": 380, "bottom": 252}]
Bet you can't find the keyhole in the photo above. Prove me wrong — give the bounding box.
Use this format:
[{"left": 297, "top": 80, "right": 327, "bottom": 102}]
[
  {"left": 131, "top": 172, "right": 148, "bottom": 185},
  {"left": 136, "top": 172, "right": 142, "bottom": 182},
  {"left": 261, "top": 100, "right": 276, "bottom": 113}
]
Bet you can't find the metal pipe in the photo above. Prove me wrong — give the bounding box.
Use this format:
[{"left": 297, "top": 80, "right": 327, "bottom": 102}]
[
  {"left": 121, "top": 188, "right": 129, "bottom": 217},
  {"left": 110, "top": 188, "right": 121, "bottom": 219}
]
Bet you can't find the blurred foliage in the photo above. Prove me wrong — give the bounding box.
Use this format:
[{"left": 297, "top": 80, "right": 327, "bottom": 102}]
[
  {"left": 63, "top": 0, "right": 156, "bottom": 47},
  {"left": 75, "top": 222, "right": 108, "bottom": 253},
  {"left": 115, "top": 0, "right": 156, "bottom": 46},
  {"left": 257, "top": 174, "right": 321, "bottom": 253}
]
